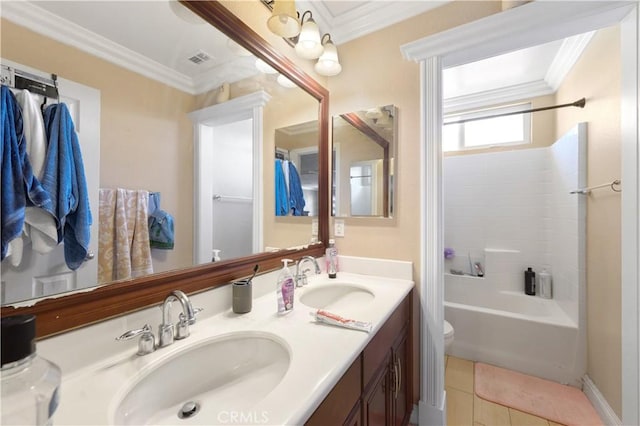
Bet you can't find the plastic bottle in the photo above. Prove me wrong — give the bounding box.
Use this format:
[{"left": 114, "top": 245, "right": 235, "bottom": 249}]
[
  {"left": 1, "top": 314, "right": 61, "bottom": 426},
  {"left": 325, "top": 239, "right": 338, "bottom": 279},
  {"left": 524, "top": 267, "right": 536, "bottom": 296},
  {"left": 211, "top": 249, "right": 221, "bottom": 262},
  {"left": 539, "top": 269, "right": 552, "bottom": 299},
  {"left": 276, "top": 259, "right": 295, "bottom": 314}
]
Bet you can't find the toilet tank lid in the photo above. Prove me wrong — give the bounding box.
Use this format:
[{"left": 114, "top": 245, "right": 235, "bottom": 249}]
[{"left": 444, "top": 320, "right": 454, "bottom": 337}]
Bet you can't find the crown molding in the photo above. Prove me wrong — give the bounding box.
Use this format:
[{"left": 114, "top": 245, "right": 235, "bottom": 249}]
[
  {"left": 443, "top": 22, "right": 596, "bottom": 113},
  {"left": 298, "top": 0, "right": 449, "bottom": 45},
  {"left": 444, "top": 80, "right": 553, "bottom": 114},
  {"left": 188, "top": 90, "right": 271, "bottom": 126},
  {"left": 277, "top": 120, "right": 319, "bottom": 136},
  {"left": 1, "top": 1, "right": 197, "bottom": 94},
  {"left": 401, "top": 1, "right": 635, "bottom": 67},
  {"left": 545, "top": 31, "right": 596, "bottom": 91}
]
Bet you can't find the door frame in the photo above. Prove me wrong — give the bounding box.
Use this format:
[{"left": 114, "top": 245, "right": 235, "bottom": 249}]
[
  {"left": 189, "top": 91, "right": 271, "bottom": 263},
  {"left": 401, "top": 2, "right": 639, "bottom": 424}
]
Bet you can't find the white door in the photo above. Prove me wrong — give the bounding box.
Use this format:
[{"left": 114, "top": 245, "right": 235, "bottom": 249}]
[
  {"left": 1, "top": 59, "right": 100, "bottom": 304},
  {"left": 210, "top": 118, "right": 253, "bottom": 261}
]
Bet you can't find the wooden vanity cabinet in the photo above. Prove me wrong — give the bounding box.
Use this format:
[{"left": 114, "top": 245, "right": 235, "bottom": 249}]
[
  {"left": 305, "top": 291, "right": 412, "bottom": 426},
  {"left": 363, "top": 295, "right": 411, "bottom": 426}
]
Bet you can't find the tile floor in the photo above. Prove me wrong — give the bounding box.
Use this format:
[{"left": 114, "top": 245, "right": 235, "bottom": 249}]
[{"left": 445, "top": 356, "right": 566, "bottom": 426}]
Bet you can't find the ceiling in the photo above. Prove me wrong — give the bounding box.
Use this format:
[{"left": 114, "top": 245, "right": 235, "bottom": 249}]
[{"left": 3, "top": 0, "right": 595, "bottom": 108}]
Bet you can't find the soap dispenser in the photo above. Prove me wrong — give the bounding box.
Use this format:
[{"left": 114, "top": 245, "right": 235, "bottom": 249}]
[{"left": 276, "top": 259, "right": 295, "bottom": 314}]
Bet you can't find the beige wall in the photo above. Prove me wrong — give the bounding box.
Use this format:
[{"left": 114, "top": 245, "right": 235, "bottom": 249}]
[
  {"left": 327, "top": 0, "right": 503, "bottom": 403},
  {"left": 1, "top": 19, "right": 195, "bottom": 275},
  {"left": 555, "top": 26, "right": 622, "bottom": 416}
]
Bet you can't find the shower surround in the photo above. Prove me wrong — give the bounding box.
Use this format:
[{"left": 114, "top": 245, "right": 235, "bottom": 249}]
[{"left": 443, "top": 124, "right": 587, "bottom": 386}]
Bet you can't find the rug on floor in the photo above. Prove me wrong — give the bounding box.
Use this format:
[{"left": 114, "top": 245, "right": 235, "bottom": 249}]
[{"left": 474, "top": 363, "right": 603, "bottom": 426}]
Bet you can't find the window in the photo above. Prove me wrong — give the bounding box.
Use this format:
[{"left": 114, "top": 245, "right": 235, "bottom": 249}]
[{"left": 443, "top": 103, "right": 531, "bottom": 152}]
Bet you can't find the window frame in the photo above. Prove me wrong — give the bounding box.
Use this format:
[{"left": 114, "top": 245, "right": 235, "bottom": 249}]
[{"left": 443, "top": 102, "right": 532, "bottom": 152}]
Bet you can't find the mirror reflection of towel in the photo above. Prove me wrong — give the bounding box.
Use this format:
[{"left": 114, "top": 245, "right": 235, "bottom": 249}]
[
  {"left": 275, "top": 159, "right": 289, "bottom": 216},
  {"left": 98, "top": 188, "right": 153, "bottom": 283},
  {"left": 288, "top": 162, "right": 306, "bottom": 216}
]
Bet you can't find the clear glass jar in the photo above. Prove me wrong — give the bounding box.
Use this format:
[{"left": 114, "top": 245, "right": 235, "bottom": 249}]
[{"left": 1, "top": 315, "right": 61, "bottom": 425}]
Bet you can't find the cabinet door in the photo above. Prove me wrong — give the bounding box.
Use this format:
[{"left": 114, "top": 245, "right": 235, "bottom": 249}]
[
  {"left": 392, "top": 325, "right": 410, "bottom": 426},
  {"left": 344, "top": 400, "right": 362, "bottom": 426},
  {"left": 363, "top": 358, "right": 390, "bottom": 426}
]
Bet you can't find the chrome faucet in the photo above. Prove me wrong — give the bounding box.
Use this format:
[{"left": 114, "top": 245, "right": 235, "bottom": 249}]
[
  {"left": 116, "top": 290, "right": 202, "bottom": 356},
  {"left": 295, "top": 256, "right": 321, "bottom": 287},
  {"left": 158, "top": 290, "right": 200, "bottom": 348}
]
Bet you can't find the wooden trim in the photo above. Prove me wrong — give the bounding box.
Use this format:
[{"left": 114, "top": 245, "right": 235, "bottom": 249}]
[{"left": 1, "top": 0, "right": 330, "bottom": 338}]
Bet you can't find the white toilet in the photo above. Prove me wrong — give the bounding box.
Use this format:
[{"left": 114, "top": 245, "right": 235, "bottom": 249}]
[{"left": 444, "top": 320, "right": 454, "bottom": 354}]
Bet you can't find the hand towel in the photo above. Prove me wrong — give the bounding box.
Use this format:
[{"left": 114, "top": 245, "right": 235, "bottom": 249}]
[
  {"left": 1, "top": 85, "right": 51, "bottom": 260},
  {"left": 14, "top": 90, "right": 58, "bottom": 260},
  {"left": 275, "top": 159, "right": 289, "bottom": 216},
  {"left": 98, "top": 188, "right": 153, "bottom": 283},
  {"left": 288, "top": 161, "right": 306, "bottom": 216},
  {"left": 42, "top": 103, "right": 92, "bottom": 270}
]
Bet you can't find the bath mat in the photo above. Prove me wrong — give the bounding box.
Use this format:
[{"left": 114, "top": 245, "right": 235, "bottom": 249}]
[{"left": 474, "top": 363, "right": 603, "bottom": 426}]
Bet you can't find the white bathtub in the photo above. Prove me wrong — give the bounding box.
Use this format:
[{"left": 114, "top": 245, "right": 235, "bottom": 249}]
[{"left": 444, "top": 273, "right": 584, "bottom": 387}]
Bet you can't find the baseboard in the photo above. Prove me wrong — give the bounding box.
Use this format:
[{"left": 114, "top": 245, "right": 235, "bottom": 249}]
[
  {"left": 418, "top": 391, "right": 446, "bottom": 426},
  {"left": 583, "top": 375, "right": 621, "bottom": 426}
]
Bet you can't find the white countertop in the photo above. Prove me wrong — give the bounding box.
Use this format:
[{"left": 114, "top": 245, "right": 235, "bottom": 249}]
[{"left": 52, "top": 271, "right": 413, "bottom": 425}]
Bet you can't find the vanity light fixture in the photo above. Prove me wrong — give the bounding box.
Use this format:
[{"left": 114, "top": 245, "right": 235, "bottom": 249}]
[
  {"left": 261, "top": 0, "right": 342, "bottom": 76},
  {"left": 255, "top": 58, "right": 278, "bottom": 74},
  {"left": 277, "top": 74, "right": 297, "bottom": 88},
  {"left": 315, "top": 34, "right": 342, "bottom": 77},
  {"left": 267, "top": 0, "right": 300, "bottom": 38},
  {"left": 295, "top": 11, "right": 323, "bottom": 59}
]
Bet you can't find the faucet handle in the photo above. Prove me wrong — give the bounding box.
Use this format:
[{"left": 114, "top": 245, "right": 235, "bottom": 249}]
[
  {"left": 175, "top": 307, "right": 204, "bottom": 340},
  {"left": 116, "top": 324, "right": 156, "bottom": 355},
  {"left": 191, "top": 307, "right": 204, "bottom": 324}
]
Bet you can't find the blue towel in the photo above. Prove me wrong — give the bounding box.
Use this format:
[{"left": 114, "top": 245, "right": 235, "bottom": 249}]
[
  {"left": 42, "top": 103, "right": 92, "bottom": 270},
  {"left": 1, "top": 85, "right": 51, "bottom": 260},
  {"left": 288, "top": 161, "right": 306, "bottom": 216},
  {"left": 275, "top": 159, "right": 289, "bottom": 216}
]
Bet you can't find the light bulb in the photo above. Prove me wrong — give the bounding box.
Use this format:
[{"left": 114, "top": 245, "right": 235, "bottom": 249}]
[
  {"left": 295, "top": 18, "right": 323, "bottom": 59},
  {"left": 267, "top": 0, "right": 301, "bottom": 38},
  {"left": 277, "top": 74, "right": 297, "bottom": 89},
  {"left": 315, "top": 40, "right": 342, "bottom": 76},
  {"left": 255, "top": 58, "right": 278, "bottom": 74}
]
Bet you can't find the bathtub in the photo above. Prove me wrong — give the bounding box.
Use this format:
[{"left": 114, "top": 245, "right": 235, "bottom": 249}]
[{"left": 444, "top": 273, "right": 584, "bottom": 387}]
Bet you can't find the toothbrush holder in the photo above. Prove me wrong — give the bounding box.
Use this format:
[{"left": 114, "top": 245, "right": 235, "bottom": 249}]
[{"left": 232, "top": 279, "right": 252, "bottom": 314}]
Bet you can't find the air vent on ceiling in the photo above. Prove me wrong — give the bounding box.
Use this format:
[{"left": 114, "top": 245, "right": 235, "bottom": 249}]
[{"left": 188, "top": 50, "right": 212, "bottom": 65}]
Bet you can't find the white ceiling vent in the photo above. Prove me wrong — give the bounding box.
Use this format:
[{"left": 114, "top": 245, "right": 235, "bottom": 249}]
[{"left": 188, "top": 50, "right": 212, "bottom": 65}]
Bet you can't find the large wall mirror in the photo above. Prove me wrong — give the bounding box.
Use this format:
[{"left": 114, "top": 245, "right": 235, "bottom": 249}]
[
  {"left": 332, "top": 105, "right": 397, "bottom": 218},
  {"left": 0, "top": 1, "right": 329, "bottom": 337}
]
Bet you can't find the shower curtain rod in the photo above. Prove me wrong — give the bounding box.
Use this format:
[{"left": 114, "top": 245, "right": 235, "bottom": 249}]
[{"left": 443, "top": 97, "right": 586, "bottom": 126}]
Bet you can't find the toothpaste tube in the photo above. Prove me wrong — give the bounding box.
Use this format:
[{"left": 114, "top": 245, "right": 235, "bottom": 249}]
[{"left": 312, "top": 309, "right": 372, "bottom": 333}]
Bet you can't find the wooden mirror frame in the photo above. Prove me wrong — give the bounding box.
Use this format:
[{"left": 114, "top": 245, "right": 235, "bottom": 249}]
[{"left": 0, "top": 1, "right": 330, "bottom": 338}]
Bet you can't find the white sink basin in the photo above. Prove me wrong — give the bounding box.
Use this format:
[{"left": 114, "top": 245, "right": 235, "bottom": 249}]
[
  {"left": 112, "top": 332, "right": 290, "bottom": 425},
  {"left": 300, "top": 283, "right": 375, "bottom": 311}
]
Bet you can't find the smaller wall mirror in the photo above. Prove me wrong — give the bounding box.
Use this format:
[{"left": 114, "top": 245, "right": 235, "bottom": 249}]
[{"left": 332, "top": 105, "right": 397, "bottom": 218}]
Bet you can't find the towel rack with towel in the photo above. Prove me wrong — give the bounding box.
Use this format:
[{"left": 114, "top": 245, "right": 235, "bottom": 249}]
[
  {"left": 1, "top": 65, "right": 60, "bottom": 102},
  {"left": 570, "top": 179, "right": 621, "bottom": 194},
  {"left": 275, "top": 147, "right": 289, "bottom": 160}
]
